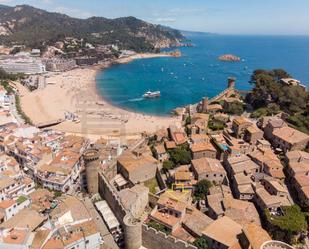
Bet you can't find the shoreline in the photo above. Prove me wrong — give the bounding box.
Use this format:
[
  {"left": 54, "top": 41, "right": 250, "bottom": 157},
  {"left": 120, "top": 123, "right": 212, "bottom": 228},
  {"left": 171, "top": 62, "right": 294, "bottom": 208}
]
[{"left": 17, "top": 53, "right": 181, "bottom": 139}]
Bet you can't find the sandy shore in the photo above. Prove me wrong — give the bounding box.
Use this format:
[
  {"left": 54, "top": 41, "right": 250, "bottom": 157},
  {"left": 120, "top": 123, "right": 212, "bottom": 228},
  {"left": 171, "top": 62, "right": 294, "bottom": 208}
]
[{"left": 17, "top": 54, "right": 181, "bottom": 139}]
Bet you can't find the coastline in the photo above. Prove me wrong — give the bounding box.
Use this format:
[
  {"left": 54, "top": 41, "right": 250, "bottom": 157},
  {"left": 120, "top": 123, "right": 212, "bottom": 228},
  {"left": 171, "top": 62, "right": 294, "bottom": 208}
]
[{"left": 17, "top": 53, "right": 181, "bottom": 139}]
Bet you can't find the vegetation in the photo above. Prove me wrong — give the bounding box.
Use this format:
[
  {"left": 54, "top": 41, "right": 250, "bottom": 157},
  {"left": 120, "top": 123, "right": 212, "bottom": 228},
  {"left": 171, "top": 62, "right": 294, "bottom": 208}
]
[
  {"left": 162, "top": 160, "right": 175, "bottom": 172},
  {"left": 0, "top": 5, "right": 183, "bottom": 52},
  {"left": 0, "top": 74, "right": 33, "bottom": 125},
  {"left": 169, "top": 145, "right": 192, "bottom": 165},
  {"left": 0, "top": 68, "right": 23, "bottom": 81},
  {"left": 194, "top": 180, "right": 213, "bottom": 200},
  {"left": 15, "top": 94, "right": 33, "bottom": 125},
  {"left": 148, "top": 220, "right": 170, "bottom": 235},
  {"left": 144, "top": 178, "right": 159, "bottom": 194},
  {"left": 185, "top": 116, "right": 192, "bottom": 125},
  {"left": 208, "top": 119, "right": 225, "bottom": 131},
  {"left": 224, "top": 101, "right": 245, "bottom": 115},
  {"left": 53, "top": 190, "right": 62, "bottom": 198},
  {"left": 265, "top": 205, "right": 307, "bottom": 244},
  {"left": 246, "top": 69, "right": 309, "bottom": 133},
  {"left": 193, "top": 237, "right": 209, "bottom": 249},
  {"left": 16, "top": 195, "right": 28, "bottom": 204}
]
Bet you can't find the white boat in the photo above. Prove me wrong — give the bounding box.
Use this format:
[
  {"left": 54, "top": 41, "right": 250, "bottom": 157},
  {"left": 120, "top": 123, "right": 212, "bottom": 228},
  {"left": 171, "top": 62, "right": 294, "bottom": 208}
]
[{"left": 143, "top": 91, "right": 161, "bottom": 98}]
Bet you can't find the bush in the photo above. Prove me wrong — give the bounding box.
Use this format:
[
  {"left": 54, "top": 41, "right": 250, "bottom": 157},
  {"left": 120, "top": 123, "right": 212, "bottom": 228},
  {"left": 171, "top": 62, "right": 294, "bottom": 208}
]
[
  {"left": 224, "top": 101, "right": 244, "bottom": 115},
  {"left": 193, "top": 237, "right": 209, "bottom": 249},
  {"left": 148, "top": 220, "right": 170, "bottom": 235}
]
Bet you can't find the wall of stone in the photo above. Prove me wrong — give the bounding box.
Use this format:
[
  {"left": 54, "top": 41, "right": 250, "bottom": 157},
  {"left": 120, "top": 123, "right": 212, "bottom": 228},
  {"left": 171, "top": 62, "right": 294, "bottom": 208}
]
[
  {"left": 98, "top": 172, "right": 127, "bottom": 224},
  {"left": 142, "top": 225, "right": 197, "bottom": 249}
]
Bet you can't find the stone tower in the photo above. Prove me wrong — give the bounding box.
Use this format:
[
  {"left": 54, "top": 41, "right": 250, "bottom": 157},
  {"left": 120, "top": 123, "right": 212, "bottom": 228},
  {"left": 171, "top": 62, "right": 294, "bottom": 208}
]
[
  {"left": 123, "top": 214, "right": 142, "bottom": 249},
  {"left": 228, "top": 77, "right": 236, "bottom": 89},
  {"left": 202, "top": 97, "right": 209, "bottom": 113},
  {"left": 83, "top": 148, "right": 100, "bottom": 195}
]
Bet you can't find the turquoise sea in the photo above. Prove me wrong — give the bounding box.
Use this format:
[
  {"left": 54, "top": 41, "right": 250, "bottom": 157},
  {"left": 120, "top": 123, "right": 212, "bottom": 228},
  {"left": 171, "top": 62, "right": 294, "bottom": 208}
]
[{"left": 96, "top": 34, "right": 309, "bottom": 116}]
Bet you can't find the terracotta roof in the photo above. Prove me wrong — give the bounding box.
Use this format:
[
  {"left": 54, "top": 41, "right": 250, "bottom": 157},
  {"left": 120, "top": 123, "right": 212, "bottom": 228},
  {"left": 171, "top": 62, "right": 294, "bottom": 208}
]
[
  {"left": 1, "top": 208, "right": 46, "bottom": 231},
  {"left": 157, "top": 195, "right": 187, "bottom": 213},
  {"left": 0, "top": 199, "right": 16, "bottom": 209},
  {"left": 243, "top": 223, "right": 271, "bottom": 249},
  {"left": 117, "top": 152, "right": 157, "bottom": 173},
  {"left": 255, "top": 188, "right": 282, "bottom": 207},
  {"left": 202, "top": 216, "right": 242, "bottom": 247},
  {"left": 155, "top": 144, "right": 166, "bottom": 155},
  {"left": 246, "top": 125, "right": 262, "bottom": 134},
  {"left": 222, "top": 196, "right": 260, "bottom": 226},
  {"left": 273, "top": 126, "right": 309, "bottom": 144},
  {"left": 191, "top": 141, "right": 216, "bottom": 153},
  {"left": 191, "top": 157, "right": 225, "bottom": 175},
  {"left": 150, "top": 210, "right": 180, "bottom": 228},
  {"left": 183, "top": 207, "right": 213, "bottom": 236},
  {"left": 266, "top": 180, "right": 288, "bottom": 193},
  {"left": 233, "top": 116, "right": 251, "bottom": 125},
  {"left": 2, "top": 228, "right": 30, "bottom": 245},
  {"left": 286, "top": 150, "right": 309, "bottom": 162},
  {"left": 0, "top": 177, "right": 15, "bottom": 190},
  {"left": 294, "top": 175, "right": 309, "bottom": 187},
  {"left": 42, "top": 220, "right": 98, "bottom": 249},
  {"left": 175, "top": 171, "right": 192, "bottom": 181},
  {"left": 165, "top": 141, "right": 177, "bottom": 149}
]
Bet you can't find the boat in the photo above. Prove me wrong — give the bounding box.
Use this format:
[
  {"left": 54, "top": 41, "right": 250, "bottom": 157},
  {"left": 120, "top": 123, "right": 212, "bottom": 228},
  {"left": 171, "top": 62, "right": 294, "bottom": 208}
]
[{"left": 143, "top": 91, "right": 161, "bottom": 98}]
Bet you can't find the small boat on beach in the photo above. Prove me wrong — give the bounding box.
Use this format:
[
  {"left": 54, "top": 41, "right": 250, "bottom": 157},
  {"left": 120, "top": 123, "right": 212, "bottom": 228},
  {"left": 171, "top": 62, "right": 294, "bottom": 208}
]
[{"left": 143, "top": 91, "right": 161, "bottom": 98}]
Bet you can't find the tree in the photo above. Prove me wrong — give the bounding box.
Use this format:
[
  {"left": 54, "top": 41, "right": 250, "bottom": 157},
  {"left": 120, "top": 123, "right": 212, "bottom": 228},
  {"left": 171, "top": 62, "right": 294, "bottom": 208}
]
[
  {"left": 208, "top": 120, "right": 225, "bottom": 131},
  {"left": 246, "top": 69, "right": 309, "bottom": 134},
  {"left": 169, "top": 146, "right": 192, "bottom": 165},
  {"left": 162, "top": 160, "right": 174, "bottom": 172},
  {"left": 224, "top": 101, "right": 244, "bottom": 115},
  {"left": 194, "top": 180, "right": 212, "bottom": 200},
  {"left": 264, "top": 205, "right": 307, "bottom": 244},
  {"left": 193, "top": 237, "right": 209, "bottom": 249}
]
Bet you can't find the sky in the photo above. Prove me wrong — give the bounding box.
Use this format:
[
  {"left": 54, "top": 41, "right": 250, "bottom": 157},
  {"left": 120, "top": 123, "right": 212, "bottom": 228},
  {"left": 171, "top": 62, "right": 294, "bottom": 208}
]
[{"left": 1, "top": 0, "right": 309, "bottom": 35}]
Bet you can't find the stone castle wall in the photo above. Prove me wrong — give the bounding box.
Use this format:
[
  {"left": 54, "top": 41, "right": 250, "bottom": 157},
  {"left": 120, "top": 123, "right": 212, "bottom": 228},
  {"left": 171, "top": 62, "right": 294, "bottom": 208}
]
[
  {"left": 142, "top": 225, "right": 197, "bottom": 249},
  {"left": 98, "top": 172, "right": 127, "bottom": 223}
]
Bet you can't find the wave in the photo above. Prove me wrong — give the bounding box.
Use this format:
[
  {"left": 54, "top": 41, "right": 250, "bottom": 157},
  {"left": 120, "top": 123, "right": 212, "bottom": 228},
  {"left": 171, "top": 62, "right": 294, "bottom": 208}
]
[{"left": 128, "top": 97, "right": 144, "bottom": 102}]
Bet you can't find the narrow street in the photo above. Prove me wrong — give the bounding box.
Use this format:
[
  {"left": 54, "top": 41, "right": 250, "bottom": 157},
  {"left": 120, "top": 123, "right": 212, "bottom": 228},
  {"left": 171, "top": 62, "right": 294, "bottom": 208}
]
[{"left": 83, "top": 197, "right": 120, "bottom": 249}]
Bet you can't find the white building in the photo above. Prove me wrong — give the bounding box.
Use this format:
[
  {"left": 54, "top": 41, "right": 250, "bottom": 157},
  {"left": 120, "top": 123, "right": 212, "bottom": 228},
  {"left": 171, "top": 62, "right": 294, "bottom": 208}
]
[
  {"left": 0, "top": 55, "right": 45, "bottom": 75},
  {"left": 0, "top": 197, "right": 30, "bottom": 223}
]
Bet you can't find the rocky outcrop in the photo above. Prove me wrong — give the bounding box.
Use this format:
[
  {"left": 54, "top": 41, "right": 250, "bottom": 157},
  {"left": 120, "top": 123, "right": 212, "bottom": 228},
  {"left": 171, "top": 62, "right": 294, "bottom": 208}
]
[{"left": 219, "top": 54, "right": 241, "bottom": 62}]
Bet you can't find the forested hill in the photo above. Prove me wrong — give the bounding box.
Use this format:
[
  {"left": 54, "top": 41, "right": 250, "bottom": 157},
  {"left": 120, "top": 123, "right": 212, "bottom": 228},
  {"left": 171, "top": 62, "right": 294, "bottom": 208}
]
[{"left": 0, "top": 5, "right": 184, "bottom": 52}]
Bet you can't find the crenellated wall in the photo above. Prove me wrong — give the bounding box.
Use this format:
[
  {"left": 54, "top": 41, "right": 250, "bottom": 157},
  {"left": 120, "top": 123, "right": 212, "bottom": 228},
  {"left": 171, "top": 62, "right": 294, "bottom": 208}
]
[{"left": 142, "top": 225, "right": 197, "bottom": 249}]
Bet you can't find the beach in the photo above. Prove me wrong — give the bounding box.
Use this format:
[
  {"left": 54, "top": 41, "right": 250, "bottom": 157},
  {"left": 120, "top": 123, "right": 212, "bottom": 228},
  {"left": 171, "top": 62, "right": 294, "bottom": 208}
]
[{"left": 17, "top": 54, "right": 181, "bottom": 139}]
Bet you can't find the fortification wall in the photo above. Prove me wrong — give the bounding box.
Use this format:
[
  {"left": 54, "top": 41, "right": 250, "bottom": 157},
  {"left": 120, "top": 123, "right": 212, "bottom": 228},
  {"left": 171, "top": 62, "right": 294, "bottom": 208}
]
[
  {"left": 142, "top": 225, "right": 197, "bottom": 249},
  {"left": 98, "top": 172, "right": 127, "bottom": 224}
]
